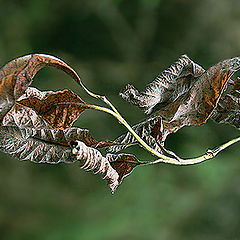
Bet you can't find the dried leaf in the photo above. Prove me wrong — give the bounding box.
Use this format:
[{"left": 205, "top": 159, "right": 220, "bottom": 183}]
[
  {"left": 2, "top": 88, "right": 53, "bottom": 128},
  {"left": 3, "top": 53, "right": 238, "bottom": 193},
  {"left": 71, "top": 140, "right": 143, "bottom": 193},
  {"left": 0, "top": 54, "right": 81, "bottom": 121},
  {"left": 114, "top": 55, "right": 240, "bottom": 151},
  {"left": 0, "top": 124, "right": 123, "bottom": 192},
  {"left": 108, "top": 116, "right": 162, "bottom": 153},
  {"left": 211, "top": 77, "right": 240, "bottom": 128},
  {"left": 71, "top": 140, "right": 120, "bottom": 193},
  {"left": 0, "top": 55, "right": 137, "bottom": 193},
  {"left": 0, "top": 125, "right": 89, "bottom": 163},
  {"left": 18, "top": 88, "right": 88, "bottom": 129},
  {"left": 0, "top": 85, "right": 120, "bottom": 192},
  {"left": 108, "top": 153, "right": 143, "bottom": 186},
  {"left": 120, "top": 55, "right": 205, "bottom": 116}
]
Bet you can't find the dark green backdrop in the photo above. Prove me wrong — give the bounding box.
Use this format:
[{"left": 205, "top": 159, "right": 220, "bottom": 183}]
[{"left": 0, "top": 0, "right": 240, "bottom": 239}]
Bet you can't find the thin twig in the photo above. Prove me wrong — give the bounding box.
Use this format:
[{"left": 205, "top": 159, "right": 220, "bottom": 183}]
[{"left": 147, "top": 136, "right": 240, "bottom": 165}]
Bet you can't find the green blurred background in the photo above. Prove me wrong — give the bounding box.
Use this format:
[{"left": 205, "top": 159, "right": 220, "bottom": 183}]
[{"left": 1, "top": 0, "right": 240, "bottom": 239}]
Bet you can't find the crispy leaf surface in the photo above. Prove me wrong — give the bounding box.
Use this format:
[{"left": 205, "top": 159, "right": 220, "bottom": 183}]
[
  {"left": 108, "top": 153, "right": 143, "bottom": 185},
  {"left": 70, "top": 141, "right": 143, "bottom": 194},
  {"left": 120, "top": 55, "right": 205, "bottom": 116},
  {"left": 0, "top": 124, "right": 126, "bottom": 192},
  {"left": 0, "top": 126, "right": 86, "bottom": 163},
  {"left": 2, "top": 88, "right": 98, "bottom": 147},
  {"left": 71, "top": 140, "right": 119, "bottom": 193},
  {"left": 108, "top": 116, "right": 162, "bottom": 152},
  {"left": 18, "top": 88, "right": 88, "bottom": 130},
  {"left": 0, "top": 54, "right": 136, "bottom": 193},
  {"left": 211, "top": 77, "right": 240, "bottom": 128}
]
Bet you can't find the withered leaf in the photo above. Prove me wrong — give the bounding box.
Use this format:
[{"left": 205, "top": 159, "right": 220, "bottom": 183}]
[
  {"left": 0, "top": 125, "right": 92, "bottom": 163},
  {"left": 120, "top": 55, "right": 205, "bottom": 116},
  {"left": 108, "top": 116, "right": 162, "bottom": 153},
  {"left": 107, "top": 153, "right": 144, "bottom": 186},
  {"left": 0, "top": 84, "right": 132, "bottom": 193},
  {"left": 71, "top": 140, "right": 120, "bottom": 194},
  {"left": 2, "top": 88, "right": 98, "bottom": 148},
  {"left": 0, "top": 54, "right": 81, "bottom": 121},
  {"left": 3, "top": 98, "right": 49, "bottom": 129},
  {"left": 0, "top": 54, "right": 140, "bottom": 193},
  {"left": 0, "top": 124, "right": 124, "bottom": 192},
  {"left": 18, "top": 88, "right": 88, "bottom": 130},
  {"left": 70, "top": 142, "right": 143, "bottom": 193},
  {"left": 113, "top": 55, "right": 240, "bottom": 152},
  {"left": 211, "top": 77, "right": 240, "bottom": 128},
  {"left": 4, "top": 53, "right": 239, "bottom": 193}
]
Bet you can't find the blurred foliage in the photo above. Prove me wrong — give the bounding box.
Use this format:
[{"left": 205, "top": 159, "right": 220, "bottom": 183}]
[{"left": 0, "top": 0, "right": 240, "bottom": 239}]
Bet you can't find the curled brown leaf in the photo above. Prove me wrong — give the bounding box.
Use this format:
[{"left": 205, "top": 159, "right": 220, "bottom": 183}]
[{"left": 0, "top": 54, "right": 81, "bottom": 121}]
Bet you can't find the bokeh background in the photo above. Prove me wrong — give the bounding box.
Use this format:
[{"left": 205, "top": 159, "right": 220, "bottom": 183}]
[{"left": 1, "top": 0, "right": 240, "bottom": 239}]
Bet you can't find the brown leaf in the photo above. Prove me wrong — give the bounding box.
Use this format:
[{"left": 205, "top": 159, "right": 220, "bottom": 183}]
[
  {"left": 211, "top": 77, "right": 240, "bottom": 128},
  {"left": 120, "top": 55, "right": 205, "bottom": 116},
  {"left": 189, "top": 57, "right": 240, "bottom": 125},
  {"left": 18, "top": 88, "right": 88, "bottom": 130},
  {"left": 113, "top": 55, "right": 240, "bottom": 151},
  {"left": 108, "top": 153, "right": 144, "bottom": 186},
  {"left": 5, "top": 87, "right": 119, "bottom": 150},
  {"left": 70, "top": 142, "right": 144, "bottom": 193},
  {"left": 0, "top": 55, "right": 142, "bottom": 193},
  {"left": 0, "top": 84, "right": 118, "bottom": 191},
  {"left": 0, "top": 54, "right": 81, "bottom": 121},
  {"left": 2, "top": 87, "right": 98, "bottom": 147}
]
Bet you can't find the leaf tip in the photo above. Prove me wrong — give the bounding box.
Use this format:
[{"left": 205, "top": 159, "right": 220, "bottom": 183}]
[{"left": 108, "top": 181, "right": 119, "bottom": 195}]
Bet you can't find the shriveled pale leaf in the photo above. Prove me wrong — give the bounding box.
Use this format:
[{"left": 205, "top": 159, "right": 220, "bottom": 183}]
[
  {"left": 0, "top": 124, "right": 122, "bottom": 192},
  {"left": 2, "top": 103, "right": 49, "bottom": 129},
  {"left": 0, "top": 126, "right": 80, "bottom": 163},
  {"left": 71, "top": 141, "right": 145, "bottom": 193},
  {"left": 0, "top": 54, "right": 81, "bottom": 121},
  {"left": 71, "top": 140, "right": 120, "bottom": 194},
  {"left": 120, "top": 55, "right": 205, "bottom": 116}
]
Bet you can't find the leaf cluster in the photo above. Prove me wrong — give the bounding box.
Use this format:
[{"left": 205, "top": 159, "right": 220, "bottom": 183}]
[{"left": 0, "top": 54, "right": 239, "bottom": 193}]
